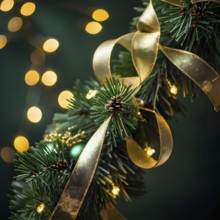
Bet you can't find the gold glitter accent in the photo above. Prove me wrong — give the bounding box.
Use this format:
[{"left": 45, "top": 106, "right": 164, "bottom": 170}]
[{"left": 44, "top": 129, "right": 86, "bottom": 147}]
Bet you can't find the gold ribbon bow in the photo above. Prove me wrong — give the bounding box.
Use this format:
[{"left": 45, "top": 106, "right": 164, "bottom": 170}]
[
  {"left": 94, "top": 0, "right": 220, "bottom": 111},
  {"left": 51, "top": 0, "right": 220, "bottom": 219},
  {"left": 93, "top": 0, "right": 174, "bottom": 170}
]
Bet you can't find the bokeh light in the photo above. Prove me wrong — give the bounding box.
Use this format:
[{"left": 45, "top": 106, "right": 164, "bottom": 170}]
[
  {"left": 85, "top": 21, "right": 102, "bottom": 35},
  {"left": 43, "top": 38, "right": 59, "bottom": 53},
  {"left": 25, "top": 70, "right": 40, "bottom": 86},
  {"left": 41, "top": 70, "right": 57, "bottom": 87},
  {"left": 31, "top": 49, "right": 45, "bottom": 66},
  {"left": 8, "top": 17, "right": 23, "bottom": 32},
  {"left": 0, "top": 146, "right": 15, "bottom": 163},
  {"left": 0, "top": 0, "right": 14, "bottom": 12},
  {"left": 20, "top": 2, "right": 36, "bottom": 16},
  {"left": 92, "top": 9, "right": 109, "bottom": 22},
  {"left": 58, "top": 90, "right": 73, "bottom": 109},
  {"left": 27, "top": 106, "right": 42, "bottom": 123},
  {"left": 0, "top": 35, "right": 7, "bottom": 49},
  {"left": 14, "top": 136, "right": 29, "bottom": 153}
]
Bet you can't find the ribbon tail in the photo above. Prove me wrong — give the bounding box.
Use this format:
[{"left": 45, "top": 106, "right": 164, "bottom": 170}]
[
  {"left": 160, "top": 45, "right": 220, "bottom": 111},
  {"left": 50, "top": 117, "right": 111, "bottom": 220}
]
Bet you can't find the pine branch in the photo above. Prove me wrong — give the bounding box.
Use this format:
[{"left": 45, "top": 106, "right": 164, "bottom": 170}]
[{"left": 91, "top": 77, "right": 138, "bottom": 140}]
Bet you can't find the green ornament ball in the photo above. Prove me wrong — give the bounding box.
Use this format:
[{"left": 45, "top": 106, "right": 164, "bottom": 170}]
[{"left": 69, "top": 143, "right": 85, "bottom": 160}]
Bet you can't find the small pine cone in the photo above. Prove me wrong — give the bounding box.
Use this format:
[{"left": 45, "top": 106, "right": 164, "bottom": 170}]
[
  {"left": 105, "top": 94, "right": 123, "bottom": 112},
  {"left": 50, "top": 159, "right": 69, "bottom": 170}
]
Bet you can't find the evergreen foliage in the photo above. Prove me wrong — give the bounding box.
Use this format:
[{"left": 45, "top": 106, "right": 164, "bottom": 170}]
[{"left": 9, "top": 0, "right": 220, "bottom": 219}]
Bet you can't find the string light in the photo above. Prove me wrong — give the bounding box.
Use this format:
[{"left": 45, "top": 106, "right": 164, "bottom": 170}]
[
  {"left": 58, "top": 90, "right": 74, "bottom": 109},
  {"left": 36, "top": 203, "right": 45, "bottom": 214},
  {"left": 0, "top": 35, "right": 7, "bottom": 49},
  {"left": 144, "top": 146, "right": 156, "bottom": 157},
  {"left": 111, "top": 184, "right": 120, "bottom": 198},
  {"left": 20, "top": 2, "right": 36, "bottom": 16},
  {"left": 166, "top": 79, "right": 178, "bottom": 96},
  {"left": 41, "top": 70, "right": 57, "bottom": 87},
  {"left": 43, "top": 38, "right": 59, "bottom": 53},
  {"left": 8, "top": 17, "right": 23, "bottom": 32},
  {"left": 170, "top": 84, "right": 178, "bottom": 95},
  {"left": 0, "top": 146, "right": 15, "bottom": 163},
  {"left": 25, "top": 70, "right": 40, "bottom": 86},
  {"left": 92, "top": 9, "right": 109, "bottom": 22},
  {"left": 27, "top": 106, "right": 42, "bottom": 123},
  {"left": 85, "top": 21, "right": 102, "bottom": 35},
  {"left": 86, "top": 89, "right": 97, "bottom": 99},
  {"left": 0, "top": 0, "right": 14, "bottom": 12},
  {"left": 14, "top": 136, "right": 29, "bottom": 153}
]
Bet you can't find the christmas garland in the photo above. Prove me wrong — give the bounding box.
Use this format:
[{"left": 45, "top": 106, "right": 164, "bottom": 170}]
[{"left": 9, "top": 0, "right": 220, "bottom": 219}]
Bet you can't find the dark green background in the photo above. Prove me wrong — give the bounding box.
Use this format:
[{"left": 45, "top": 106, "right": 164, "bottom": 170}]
[{"left": 0, "top": 0, "right": 220, "bottom": 219}]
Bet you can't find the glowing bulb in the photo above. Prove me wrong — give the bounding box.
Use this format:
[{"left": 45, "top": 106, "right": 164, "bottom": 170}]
[
  {"left": 14, "top": 136, "right": 29, "bottom": 153},
  {"left": 27, "top": 106, "right": 42, "bottom": 123},
  {"left": 8, "top": 17, "right": 23, "bottom": 32},
  {"left": 0, "top": 0, "right": 14, "bottom": 12},
  {"left": 37, "top": 203, "right": 45, "bottom": 214},
  {"left": 43, "top": 38, "right": 59, "bottom": 53},
  {"left": 92, "top": 9, "right": 109, "bottom": 22},
  {"left": 111, "top": 185, "right": 120, "bottom": 198},
  {"left": 20, "top": 2, "right": 36, "bottom": 16},
  {"left": 170, "top": 85, "right": 178, "bottom": 95},
  {"left": 0, "top": 35, "right": 7, "bottom": 49},
  {"left": 144, "top": 147, "right": 156, "bottom": 157},
  {"left": 25, "top": 70, "right": 40, "bottom": 86},
  {"left": 86, "top": 89, "right": 97, "bottom": 99},
  {"left": 58, "top": 90, "right": 74, "bottom": 109},
  {"left": 0, "top": 147, "right": 15, "bottom": 163},
  {"left": 41, "top": 70, "right": 57, "bottom": 87},
  {"left": 85, "top": 22, "right": 102, "bottom": 35}
]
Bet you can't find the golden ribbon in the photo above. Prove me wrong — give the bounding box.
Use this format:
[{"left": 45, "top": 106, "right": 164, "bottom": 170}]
[
  {"left": 93, "top": 0, "right": 220, "bottom": 170},
  {"left": 93, "top": 0, "right": 220, "bottom": 111},
  {"left": 50, "top": 117, "right": 111, "bottom": 220},
  {"left": 50, "top": 0, "right": 220, "bottom": 219},
  {"left": 93, "top": 0, "right": 160, "bottom": 88},
  {"left": 126, "top": 108, "right": 173, "bottom": 168},
  {"left": 160, "top": 46, "right": 220, "bottom": 111}
]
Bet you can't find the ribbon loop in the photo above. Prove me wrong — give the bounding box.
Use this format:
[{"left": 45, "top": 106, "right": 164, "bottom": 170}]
[
  {"left": 93, "top": 0, "right": 160, "bottom": 89},
  {"left": 126, "top": 109, "right": 173, "bottom": 169}
]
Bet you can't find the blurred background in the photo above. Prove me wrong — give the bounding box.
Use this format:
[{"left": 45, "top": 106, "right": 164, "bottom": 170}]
[{"left": 0, "top": 0, "right": 220, "bottom": 219}]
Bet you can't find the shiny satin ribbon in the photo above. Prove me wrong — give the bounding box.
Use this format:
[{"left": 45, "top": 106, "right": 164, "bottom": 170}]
[
  {"left": 93, "top": 0, "right": 220, "bottom": 111},
  {"left": 50, "top": 117, "right": 111, "bottom": 220},
  {"left": 160, "top": 46, "right": 220, "bottom": 111},
  {"left": 93, "top": 0, "right": 160, "bottom": 88},
  {"left": 126, "top": 108, "right": 173, "bottom": 168}
]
